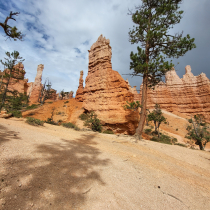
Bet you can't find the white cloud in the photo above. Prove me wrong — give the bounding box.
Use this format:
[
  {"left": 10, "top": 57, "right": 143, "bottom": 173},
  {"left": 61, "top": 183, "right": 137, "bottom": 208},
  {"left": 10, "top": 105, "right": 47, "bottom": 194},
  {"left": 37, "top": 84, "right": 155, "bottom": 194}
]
[{"left": 0, "top": 0, "right": 209, "bottom": 95}]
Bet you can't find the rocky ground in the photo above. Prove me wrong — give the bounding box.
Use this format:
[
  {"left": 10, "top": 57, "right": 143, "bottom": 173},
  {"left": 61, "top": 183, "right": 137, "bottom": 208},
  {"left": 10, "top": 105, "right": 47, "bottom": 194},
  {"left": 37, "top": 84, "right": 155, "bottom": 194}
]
[{"left": 0, "top": 117, "right": 210, "bottom": 210}]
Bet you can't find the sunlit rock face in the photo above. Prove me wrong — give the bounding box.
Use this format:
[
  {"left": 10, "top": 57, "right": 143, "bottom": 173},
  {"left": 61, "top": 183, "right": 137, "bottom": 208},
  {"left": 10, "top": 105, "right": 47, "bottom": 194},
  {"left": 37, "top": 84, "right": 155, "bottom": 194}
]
[
  {"left": 136, "top": 65, "right": 210, "bottom": 121},
  {"left": 83, "top": 35, "right": 139, "bottom": 134},
  {"left": 75, "top": 70, "right": 84, "bottom": 102},
  {"left": 0, "top": 63, "right": 29, "bottom": 97},
  {"left": 29, "top": 64, "right": 44, "bottom": 104}
]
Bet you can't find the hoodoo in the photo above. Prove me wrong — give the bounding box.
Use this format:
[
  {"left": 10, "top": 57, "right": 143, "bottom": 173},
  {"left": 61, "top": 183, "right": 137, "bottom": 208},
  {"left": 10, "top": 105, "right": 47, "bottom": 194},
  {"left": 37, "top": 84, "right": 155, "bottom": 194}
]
[{"left": 82, "top": 35, "right": 139, "bottom": 134}]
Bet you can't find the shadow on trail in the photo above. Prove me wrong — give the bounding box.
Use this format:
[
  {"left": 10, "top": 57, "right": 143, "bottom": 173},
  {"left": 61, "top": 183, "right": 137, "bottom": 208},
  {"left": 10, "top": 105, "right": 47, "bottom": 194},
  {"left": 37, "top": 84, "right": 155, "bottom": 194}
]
[
  {"left": 0, "top": 133, "right": 110, "bottom": 209},
  {"left": 0, "top": 124, "right": 21, "bottom": 145}
]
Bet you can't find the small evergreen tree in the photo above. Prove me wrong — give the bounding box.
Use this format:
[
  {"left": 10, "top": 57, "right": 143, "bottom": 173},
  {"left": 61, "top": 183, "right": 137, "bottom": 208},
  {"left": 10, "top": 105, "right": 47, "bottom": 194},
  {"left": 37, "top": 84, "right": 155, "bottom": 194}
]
[
  {"left": 186, "top": 115, "right": 210, "bottom": 150},
  {"left": 128, "top": 0, "right": 196, "bottom": 138},
  {"left": 60, "top": 89, "right": 65, "bottom": 100},
  {"left": 39, "top": 78, "right": 52, "bottom": 104},
  {"left": 148, "top": 104, "right": 166, "bottom": 137},
  {"left": 0, "top": 51, "right": 25, "bottom": 110}
]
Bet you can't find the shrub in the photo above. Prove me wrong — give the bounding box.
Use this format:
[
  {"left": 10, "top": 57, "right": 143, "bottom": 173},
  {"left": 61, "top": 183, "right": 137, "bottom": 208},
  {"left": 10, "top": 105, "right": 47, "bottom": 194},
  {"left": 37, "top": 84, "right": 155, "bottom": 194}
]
[
  {"left": 25, "top": 104, "right": 39, "bottom": 110},
  {"left": 62, "top": 122, "right": 75, "bottom": 128},
  {"left": 175, "top": 143, "right": 187, "bottom": 147},
  {"left": 56, "top": 111, "right": 62, "bottom": 115},
  {"left": 26, "top": 117, "right": 44, "bottom": 126},
  {"left": 10, "top": 110, "right": 22, "bottom": 118},
  {"left": 176, "top": 128, "right": 178, "bottom": 131},
  {"left": 47, "top": 102, "right": 53, "bottom": 104},
  {"left": 84, "top": 112, "right": 102, "bottom": 132},
  {"left": 188, "top": 119, "right": 193, "bottom": 123},
  {"left": 185, "top": 135, "right": 191, "bottom": 139},
  {"left": 103, "top": 130, "right": 114, "bottom": 134},
  {"left": 62, "top": 122, "right": 80, "bottom": 131},
  {"left": 144, "top": 128, "right": 152, "bottom": 134},
  {"left": 45, "top": 118, "right": 58, "bottom": 125},
  {"left": 64, "top": 101, "right": 69, "bottom": 104},
  {"left": 150, "top": 134, "right": 176, "bottom": 145},
  {"left": 79, "top": 113, "right": 89, "bottom": 121}
]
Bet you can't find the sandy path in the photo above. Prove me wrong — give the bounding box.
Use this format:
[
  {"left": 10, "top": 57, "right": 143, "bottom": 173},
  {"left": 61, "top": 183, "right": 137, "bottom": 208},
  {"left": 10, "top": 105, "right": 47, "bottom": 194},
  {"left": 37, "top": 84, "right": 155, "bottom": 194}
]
[{"left": 0, "top": 118, "right": 210, "bottom": 210}]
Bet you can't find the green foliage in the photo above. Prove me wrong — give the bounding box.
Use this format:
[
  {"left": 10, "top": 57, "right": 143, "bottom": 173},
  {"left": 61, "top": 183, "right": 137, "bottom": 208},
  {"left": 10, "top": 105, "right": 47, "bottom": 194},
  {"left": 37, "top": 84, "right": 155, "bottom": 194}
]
[
  {"left": 26, "top": 117, "right": 44, "bottom": 126},
  {"left": 186, "top": 114, "right": 210, "bottom": 150},
  {"left": 174, "top": 143, "right": 187, "bottom": 147},
  {"left": 188, "top": 119, "right": 193, "bottom": 123},
  {"left": 148, "top": 104, "right": 166, "bottom": 137},
  {"left": 79, "top": 113, "right": 89, "bottom": 121},
  {"left": 45, "top": 118, "right": 58, "bottom": 125},
  {"left": 103, "top": 130, "right": 114, "bottom": 134},
  {"left": 128, "top": 0, "right": 196, "bottom": 136},
  {"left": 10, "top": 110, "right": 22, "bottom": 118},
  {"left": 0, "top": 51, "right": 25, "bottom": 110},
  {"left": 123, "top": 101, "right": 142, "bottom": 112},
  {"left": 64, "top": 101, "right": 69, "bottom": 104},
  {"left": 62, "top": 122, "right": 80, "bottom": 131},
  {"left": 39, "top": 78, "right": 53, "bottom": 104},
  {"left": 129, "top": 1, "right": 196, "bottom": 87},
  {"left": 0, "top": 11, "right": 25, "bottom": 41},
  {"left": 151, "top": 134, "right": 177, "bottom": 145},
  {"left": 144, "top": 128, "right": 152, "bottom": 134},
  {"left": 84, "top": 112, "right": 102, "bottom": 132},
  {"left": 62, "top": 122, "right": 75, "bottom": 128},
  {"left": 25, "top": 104, "right": 39, "bottom": 110}
]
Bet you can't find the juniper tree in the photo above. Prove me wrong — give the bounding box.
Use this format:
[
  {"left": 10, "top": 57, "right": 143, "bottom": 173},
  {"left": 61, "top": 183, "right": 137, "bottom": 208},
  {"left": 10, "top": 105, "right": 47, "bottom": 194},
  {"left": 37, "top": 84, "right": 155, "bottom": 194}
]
[
  {"left": 0, "top": 11, "right": 24, "bottom": 41},
  {"left": 0, "top": 51, "right": 25, "bottom": 109},
  {"left": 128, "top": 0, "right": 196, "bottom": 138}
]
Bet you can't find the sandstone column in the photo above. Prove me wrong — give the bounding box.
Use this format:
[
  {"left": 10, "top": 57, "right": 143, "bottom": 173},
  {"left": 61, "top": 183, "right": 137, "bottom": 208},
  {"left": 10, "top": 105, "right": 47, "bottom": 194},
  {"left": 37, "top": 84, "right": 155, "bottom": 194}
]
[
  {"left": 75, "top": 70, "right": 84, "bottom": 102},
  {"left": 29, "top": 64, "right": 44, "bottom": 104}
]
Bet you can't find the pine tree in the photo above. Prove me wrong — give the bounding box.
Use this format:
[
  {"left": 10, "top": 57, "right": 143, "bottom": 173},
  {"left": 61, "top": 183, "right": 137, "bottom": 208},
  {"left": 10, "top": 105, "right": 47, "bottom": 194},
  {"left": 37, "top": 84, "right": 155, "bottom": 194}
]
[
  {"left": 0, "top": 11, "right": 24, "bottom": 41},
  {"left": 128, "top": 0, "right": 196, "bottom": 139},
  {"left": 0, "top": 51, "right": 25, "bottom": 109}
]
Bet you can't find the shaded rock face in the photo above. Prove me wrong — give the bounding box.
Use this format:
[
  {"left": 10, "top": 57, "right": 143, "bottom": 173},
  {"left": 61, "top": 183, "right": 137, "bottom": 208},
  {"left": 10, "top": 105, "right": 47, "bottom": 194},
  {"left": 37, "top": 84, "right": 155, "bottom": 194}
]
[
  {"left": 136, "top": 65, "right": 210, "bottom": 121},
  {"left": 83, "top": 35, "right": 139, "bottom": 134},
  {"left": 29, "top": 64, "right": 44, "bottom": 104},
  {"left": 75, "top": 71, "right": 84, "bottom": 102}
]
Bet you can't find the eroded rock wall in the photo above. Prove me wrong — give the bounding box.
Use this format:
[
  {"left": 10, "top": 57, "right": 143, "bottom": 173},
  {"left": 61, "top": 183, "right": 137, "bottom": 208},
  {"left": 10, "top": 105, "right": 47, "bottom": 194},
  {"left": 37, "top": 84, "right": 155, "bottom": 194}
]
[
  {"left": 83, "top": 35, "right": 139, "bottom": 134},
  {"left": 1, "top": 63, "right": 28, "bottom": 95},
  {"left": 136, "top": 66, "right": 210, "bottom": 121}
]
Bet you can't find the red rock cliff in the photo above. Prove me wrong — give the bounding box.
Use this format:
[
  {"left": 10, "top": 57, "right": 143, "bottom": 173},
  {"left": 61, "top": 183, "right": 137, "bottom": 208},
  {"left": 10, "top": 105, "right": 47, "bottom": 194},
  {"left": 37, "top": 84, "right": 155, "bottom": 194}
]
[
  {"left": 83, "top": 35, "right": 139, "bottom": 134},
  {"left": 136, "top": 66, "right": 210, "bottom": 121},
  {"left": 1, "top": 63, "right": 28, "bottom": 95}
]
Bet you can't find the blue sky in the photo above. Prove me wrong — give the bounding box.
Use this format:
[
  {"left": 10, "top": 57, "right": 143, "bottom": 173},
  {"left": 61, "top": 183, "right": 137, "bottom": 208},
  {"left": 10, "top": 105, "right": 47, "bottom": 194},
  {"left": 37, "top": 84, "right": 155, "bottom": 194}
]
[{"left": 0, "top": 0, "right": 210, "bottom": 95}]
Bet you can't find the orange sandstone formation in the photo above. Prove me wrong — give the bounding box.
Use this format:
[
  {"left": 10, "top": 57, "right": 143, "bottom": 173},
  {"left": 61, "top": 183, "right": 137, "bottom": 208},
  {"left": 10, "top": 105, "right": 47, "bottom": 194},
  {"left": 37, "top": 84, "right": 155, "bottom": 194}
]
[
  {"left": 29, "top": 64, "right": 44, "bottom": 104},
  {"left": 82, "top": 35, "right": 139, "bottom": 134},
  {"left": 0, "top": 63, "right": 28, "bottom": 95},
  {"left": 75, "top": 71, "right": 84, "bottom": 102},
  {"left": 136, "top": 66, "right": 210, "bottom": 121}
]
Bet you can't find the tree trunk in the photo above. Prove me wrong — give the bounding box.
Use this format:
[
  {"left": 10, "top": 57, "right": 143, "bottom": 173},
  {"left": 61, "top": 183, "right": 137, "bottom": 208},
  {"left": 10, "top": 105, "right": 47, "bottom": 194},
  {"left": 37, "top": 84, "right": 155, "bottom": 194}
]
[
  {"left": 198, "top": 141, "right": 204, "bottom": 150},
  {"left": 136, "top": 75, "right": 148, "bottom": 138}
]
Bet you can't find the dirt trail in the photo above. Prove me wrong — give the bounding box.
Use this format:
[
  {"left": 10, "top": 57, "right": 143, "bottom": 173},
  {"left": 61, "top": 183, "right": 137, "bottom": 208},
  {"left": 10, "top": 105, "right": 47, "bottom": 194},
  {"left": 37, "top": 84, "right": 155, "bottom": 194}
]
[{"left": 0, "top": 118, "right": 210, "bottom": 210}]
